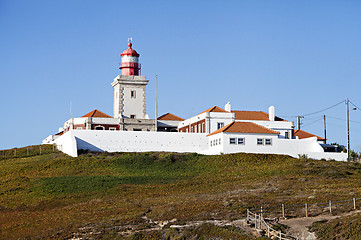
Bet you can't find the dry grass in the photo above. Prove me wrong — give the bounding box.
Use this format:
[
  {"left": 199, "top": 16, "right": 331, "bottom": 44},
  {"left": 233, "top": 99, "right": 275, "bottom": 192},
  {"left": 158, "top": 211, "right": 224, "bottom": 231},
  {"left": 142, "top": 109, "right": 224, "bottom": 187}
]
[{"left": 1, "top": 146, "right": 361, "bottom": 239}]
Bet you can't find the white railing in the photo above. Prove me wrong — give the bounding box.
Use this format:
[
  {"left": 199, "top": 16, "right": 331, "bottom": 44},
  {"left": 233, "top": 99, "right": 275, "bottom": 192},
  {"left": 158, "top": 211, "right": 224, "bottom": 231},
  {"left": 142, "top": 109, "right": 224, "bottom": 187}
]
[{"left": 247, "top": 209, "right": 298, "bottom": 240}]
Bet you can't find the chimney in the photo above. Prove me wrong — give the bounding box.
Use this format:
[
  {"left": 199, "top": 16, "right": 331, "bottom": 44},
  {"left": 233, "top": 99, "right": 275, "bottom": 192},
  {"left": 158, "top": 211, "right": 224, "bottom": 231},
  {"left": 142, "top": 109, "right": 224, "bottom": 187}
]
[
  {"left": 269, "top": 106, "right": 275, "bottom": 121},
  {"left": 225, "top": 101, "right": 231, "bottom": 112}
]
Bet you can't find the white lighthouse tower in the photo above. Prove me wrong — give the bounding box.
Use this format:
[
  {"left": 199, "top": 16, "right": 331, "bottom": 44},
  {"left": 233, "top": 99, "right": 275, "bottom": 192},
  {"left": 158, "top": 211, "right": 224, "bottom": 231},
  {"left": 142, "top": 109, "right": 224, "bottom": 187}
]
[{"left": 111, "top": 41, "right": 155, "bottom": 131}]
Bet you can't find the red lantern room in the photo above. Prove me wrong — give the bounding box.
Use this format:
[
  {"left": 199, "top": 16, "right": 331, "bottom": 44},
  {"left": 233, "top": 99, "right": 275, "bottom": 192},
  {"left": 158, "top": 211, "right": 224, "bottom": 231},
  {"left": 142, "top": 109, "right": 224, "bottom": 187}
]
[{"left": 119, "top": 42, "right": 141, "bottom": 76}]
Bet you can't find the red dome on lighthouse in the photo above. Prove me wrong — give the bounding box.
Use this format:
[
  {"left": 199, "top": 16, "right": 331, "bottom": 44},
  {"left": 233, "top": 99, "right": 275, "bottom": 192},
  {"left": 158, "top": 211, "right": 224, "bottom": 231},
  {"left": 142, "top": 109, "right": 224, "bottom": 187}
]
[
  {"left": 121, "top": 42, "right": 140, "bottom": 57},
  {"left": 119, "top": 42, "right": 141, "bottom": 75}
]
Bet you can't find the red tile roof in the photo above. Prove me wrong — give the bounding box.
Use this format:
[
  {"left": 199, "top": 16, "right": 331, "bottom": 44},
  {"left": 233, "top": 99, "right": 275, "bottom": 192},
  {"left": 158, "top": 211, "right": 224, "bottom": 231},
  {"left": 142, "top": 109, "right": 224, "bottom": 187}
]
[
  {"left": 232, "top": 110, "right": 285, "bottom": 121},
  {"left": 294, "top": 129, "right": 325, "bottom": 141},
  {"left": 207, "top": 122, "right": 280, "bottom": 136},
  {"left": 199, "top": 106, "right": 229, "bottom": 115},
  {"left": 82, "top": 109, "right": 112, "bottom": 118},
  {"left": 157, "top": 113, "right": 185, "bottom": 121}
]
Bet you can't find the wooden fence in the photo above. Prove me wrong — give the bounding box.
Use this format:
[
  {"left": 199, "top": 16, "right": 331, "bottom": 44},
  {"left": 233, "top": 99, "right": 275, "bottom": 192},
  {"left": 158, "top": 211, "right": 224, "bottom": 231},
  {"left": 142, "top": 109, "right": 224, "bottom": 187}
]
[
  {"left": 0, "top": 144, "right": 57, "bottom": 159},
  {"left": 247, "top": 197, "right": 360, "bottom": 239},
  {"left": 247, "top": 209, "right": 298, "bottom": 240},
  {"left": 250, "top": 197, "right": 360, "bottom": 219}
]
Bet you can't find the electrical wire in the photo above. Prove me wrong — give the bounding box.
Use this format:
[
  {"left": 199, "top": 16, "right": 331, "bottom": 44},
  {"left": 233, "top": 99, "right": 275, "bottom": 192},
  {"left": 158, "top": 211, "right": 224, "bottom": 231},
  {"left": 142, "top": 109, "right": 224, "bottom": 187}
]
[
  {"left": 280, "top": 100, "right": 346, "bottom": 118},
  {"left": 302, "top": 100, "right": 345, "bottom": 117},
  {"left": 327, "top": 115, "right": 361, "bottom": 124},
  {"left": 302, "top": 117, "right": 323, "bottom": 127},
  {"left": 350, "top": 100, "right": 361, "bottom": 111}
]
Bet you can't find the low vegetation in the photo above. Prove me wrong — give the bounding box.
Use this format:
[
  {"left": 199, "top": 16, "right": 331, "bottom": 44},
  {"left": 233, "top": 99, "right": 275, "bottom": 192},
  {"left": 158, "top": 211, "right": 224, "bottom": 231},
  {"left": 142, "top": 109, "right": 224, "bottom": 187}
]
[
  {"left": 1, "top": 145, "right": 361, "bottom": 239},
  {"left": 310, "top": 213, "right": 361, "bottom": 239}
]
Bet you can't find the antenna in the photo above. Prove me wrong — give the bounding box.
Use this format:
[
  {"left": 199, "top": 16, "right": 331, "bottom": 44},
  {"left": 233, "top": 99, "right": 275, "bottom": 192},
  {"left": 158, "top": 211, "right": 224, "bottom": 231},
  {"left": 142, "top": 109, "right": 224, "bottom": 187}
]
[
  {"left": 70, "top": 99, "right": 72, "bottom": 119},
  {"left": 155, "top": 75, "right": 158, "bottom": 132}
]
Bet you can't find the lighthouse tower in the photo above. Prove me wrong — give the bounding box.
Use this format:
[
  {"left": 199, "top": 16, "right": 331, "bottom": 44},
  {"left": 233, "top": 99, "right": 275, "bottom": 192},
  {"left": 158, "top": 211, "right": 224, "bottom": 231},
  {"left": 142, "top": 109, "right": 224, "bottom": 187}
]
[{"left": 112, "top": 42, "right": 149, "bottom": 121}]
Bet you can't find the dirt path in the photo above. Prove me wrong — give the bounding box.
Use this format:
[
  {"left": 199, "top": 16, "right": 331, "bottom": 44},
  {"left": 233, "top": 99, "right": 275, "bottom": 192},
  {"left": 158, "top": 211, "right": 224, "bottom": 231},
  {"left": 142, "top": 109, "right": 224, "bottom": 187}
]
[{"left": 279, "top": 210, "right": 361, "bottom": 239}]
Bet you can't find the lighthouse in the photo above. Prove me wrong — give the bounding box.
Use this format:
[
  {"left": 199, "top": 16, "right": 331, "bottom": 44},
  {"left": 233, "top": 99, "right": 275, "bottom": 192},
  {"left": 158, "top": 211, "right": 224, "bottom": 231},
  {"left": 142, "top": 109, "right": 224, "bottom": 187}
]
[{"left": 111, "top": 41, "right": 154, "bottom": 131}]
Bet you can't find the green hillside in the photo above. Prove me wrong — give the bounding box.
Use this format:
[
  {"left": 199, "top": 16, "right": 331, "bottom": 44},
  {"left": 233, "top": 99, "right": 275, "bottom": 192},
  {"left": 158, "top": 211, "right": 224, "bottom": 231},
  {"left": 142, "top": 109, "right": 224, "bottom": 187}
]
[{"left": 1, "top": 145, "right": 361, "bottom": 239}]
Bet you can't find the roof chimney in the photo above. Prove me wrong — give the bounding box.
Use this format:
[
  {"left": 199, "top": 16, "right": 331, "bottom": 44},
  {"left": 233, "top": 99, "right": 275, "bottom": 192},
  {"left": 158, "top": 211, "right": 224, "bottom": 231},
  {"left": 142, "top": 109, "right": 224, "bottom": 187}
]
[
  {"left": 269, "top": 106, "right": 275, "bottom": 121},
  {"left": 225, "top": 101, "right": 231, "bottom": 112}
]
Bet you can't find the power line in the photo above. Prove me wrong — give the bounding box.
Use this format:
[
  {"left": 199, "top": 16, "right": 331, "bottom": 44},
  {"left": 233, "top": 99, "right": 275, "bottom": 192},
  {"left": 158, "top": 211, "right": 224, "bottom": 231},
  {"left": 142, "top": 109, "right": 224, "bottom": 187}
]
[
  {"left": 326, "top": 115, "right": 361, "bottom": 124},
  {"left": 350, "top": 100, "right": 361, "bottom": 111},
  {"left": 302, "top": 100, "right": 345, "bottom": 117},
  {"left": 302, "top": 117, "right": 323, "bottom": 127},
  {"left": 280, "top": 100, "right": 346, "bottom": 119}
]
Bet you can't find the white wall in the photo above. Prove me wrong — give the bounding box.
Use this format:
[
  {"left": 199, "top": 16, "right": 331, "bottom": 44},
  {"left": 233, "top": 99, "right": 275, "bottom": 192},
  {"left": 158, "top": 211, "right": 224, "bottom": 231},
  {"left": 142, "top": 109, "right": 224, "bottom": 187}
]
[
  {"left": 53, "top": 130, "right": 347, "bottom": 161},
  {"left": 221, "top": 132, "right": 279, "bottom": 154},
  {"left": 55, "top": 131, "right": 78, "bottom": 157},
  {"left": 123, "top": 86, "right": 145, "bottom": 119},
  {"left": 56, "top": 130, "right": 208, "bottom": 157}
]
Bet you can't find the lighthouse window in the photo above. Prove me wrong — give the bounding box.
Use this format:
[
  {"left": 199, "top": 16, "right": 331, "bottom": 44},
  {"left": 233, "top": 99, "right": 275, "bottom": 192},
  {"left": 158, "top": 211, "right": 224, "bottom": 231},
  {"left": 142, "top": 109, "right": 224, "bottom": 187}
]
[{"left": 131, "top": 90, "right": 136, "bottom": 98}]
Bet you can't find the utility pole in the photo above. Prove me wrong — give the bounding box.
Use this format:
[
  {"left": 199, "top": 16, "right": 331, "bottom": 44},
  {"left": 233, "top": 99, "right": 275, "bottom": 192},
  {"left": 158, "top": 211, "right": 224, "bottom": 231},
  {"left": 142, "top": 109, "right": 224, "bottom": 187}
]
[
  {"left": 347, "top": 98, "right": 350, "bottom": 161},
  {"left": 155, "top": 75, "right": 158, "bottom": 132},
  {"left": 297, "top": 116, "right": 304, "bottom": 130},
  {"left": 323, "top": 115, "right": 327, "bottom": 144}
]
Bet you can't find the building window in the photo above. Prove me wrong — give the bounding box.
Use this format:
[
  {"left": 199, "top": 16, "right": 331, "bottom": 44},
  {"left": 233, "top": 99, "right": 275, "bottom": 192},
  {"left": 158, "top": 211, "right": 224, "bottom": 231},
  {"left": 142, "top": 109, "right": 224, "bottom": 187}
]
[
  {"left": 210, "top": 141, "right": 213, "bottom": 146},
  {"left": 95, "top": 126, "right": 105, "bottom": 130},
  {"left": 191, "top": 126, "right": 193, "bottom": 132},
  {"left": 130, "top": 114, "right": 136, "bottom": 119},
  {"left": 230, "top": 138, "right": 236, "bottom": 144},
  {"left": 133, "top": 128, "right": 142, "bottom": 131},
  {"left": 131, "top": 90, "right": 136, "bottom": 98},
  {"left": 109, "top": 127, "right": 116, "bottom": 131},
  {"left": 257, "top": 138, "right": 264, "bottom": 145},
  {"left": 217, "top": 122, "right": 224, "bottom": 129},
  {"left": 219, "top": 138, "right": 221, "bottom": 145},
  {"left": 265, "top": 138, "right": 272, "bottom": 145},
  {"left": 202, "top": 123, "right": 205, "bottom": 133},
  {"left": 285, "top": 132, "right": 289, "bottom": 139},
  {"left": 238, "top": 138, "right": 245, "bottom": 145}
]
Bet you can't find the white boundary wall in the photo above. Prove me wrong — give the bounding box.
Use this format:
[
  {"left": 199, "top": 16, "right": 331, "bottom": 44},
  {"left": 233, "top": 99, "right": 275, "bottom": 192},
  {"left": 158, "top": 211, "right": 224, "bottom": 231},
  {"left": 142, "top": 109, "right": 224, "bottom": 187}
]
[
  {"left": 53, "top": 130, "right": 347, "bottom": 161},
  {"left": 55, "top": 130, "right": 208, "bottom": 157}
]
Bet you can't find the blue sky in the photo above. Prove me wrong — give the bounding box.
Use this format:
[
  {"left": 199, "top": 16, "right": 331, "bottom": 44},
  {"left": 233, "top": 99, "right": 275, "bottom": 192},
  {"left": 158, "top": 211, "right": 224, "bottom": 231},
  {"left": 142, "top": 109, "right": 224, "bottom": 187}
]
[{"left": 1, "top": 0, "right": 361, "bottom": 151}]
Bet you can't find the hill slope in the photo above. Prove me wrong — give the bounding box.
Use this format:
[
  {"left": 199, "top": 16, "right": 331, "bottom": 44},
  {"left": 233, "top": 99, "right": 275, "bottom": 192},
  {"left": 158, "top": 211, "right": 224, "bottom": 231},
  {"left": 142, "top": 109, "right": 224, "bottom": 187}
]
[{"left": 1, "top": 145, "right": 361, "bottom": 239}]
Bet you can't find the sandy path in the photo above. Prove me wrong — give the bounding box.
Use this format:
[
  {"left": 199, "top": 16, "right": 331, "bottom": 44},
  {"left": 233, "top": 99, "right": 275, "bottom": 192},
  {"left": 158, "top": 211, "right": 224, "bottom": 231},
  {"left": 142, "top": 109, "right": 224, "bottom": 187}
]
[{"left": 279, "top": 210, "right": 361, "bottom": 239}]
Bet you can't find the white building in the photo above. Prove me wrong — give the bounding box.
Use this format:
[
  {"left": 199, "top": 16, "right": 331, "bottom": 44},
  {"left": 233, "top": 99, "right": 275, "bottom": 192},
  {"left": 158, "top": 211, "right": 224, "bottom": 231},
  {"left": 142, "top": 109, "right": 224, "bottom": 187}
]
[{"left": 43, "top": 42, "right": 347, "bottom": 161}]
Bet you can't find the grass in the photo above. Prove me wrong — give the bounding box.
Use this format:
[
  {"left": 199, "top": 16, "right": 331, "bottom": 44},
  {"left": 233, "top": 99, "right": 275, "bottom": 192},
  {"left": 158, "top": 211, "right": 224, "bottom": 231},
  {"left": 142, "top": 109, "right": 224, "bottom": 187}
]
[
  {"left": 310, "top": 213, "right": 361, "bottom": 239},
  {"left": 1, "top": 145, "right": 361, "bottom": 239}
]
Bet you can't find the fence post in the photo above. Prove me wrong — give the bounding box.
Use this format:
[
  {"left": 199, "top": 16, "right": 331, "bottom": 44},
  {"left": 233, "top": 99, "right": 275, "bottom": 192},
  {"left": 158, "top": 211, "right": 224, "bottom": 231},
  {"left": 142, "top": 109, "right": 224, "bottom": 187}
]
[
  {"left": 354, "top": 198, "right": 356, "bottom": 210},
  {"left": 247, "top": 209, "right": 249, "bottom": 221},
  {"left": 282, "top": 204, "right": 285, "bottom": 219},
  {"left": 259, "top": 215, "right": 262, "bottom": 229},
  {"left": 261, "top": 206, "right": 263, "bottom": 219},
  {"left": 305, "top": 203, "right": 308, "bottom": 218},
  {"left": 27, "top": 147, "right": 29, "bottom": 156},
  {"left": 255, "top": 214, "right": 257, "bottom": 229},
  {"left": 14, "top": 149, "right": 16, "bottom": 157},
  {"left": 329, "top": 200, "right": 332, "bottom": 214},
  {"left": 39, "top": 146, "right": 42, "bottom": 154}
]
